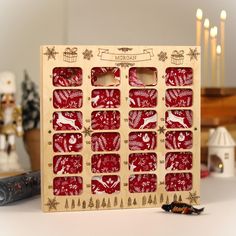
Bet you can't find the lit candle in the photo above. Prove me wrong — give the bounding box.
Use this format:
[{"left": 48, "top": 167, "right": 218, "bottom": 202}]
[
  {"left": 216, "top": 45, "right": 221, "bottom": 87},
  {"left": 210, "top": 26, "right": 217, "bottom": 86},
  {"left": 204, "top": 18, "right": 210, "bottom": 87},
  {"left": 196, "top": 9, "right": 203, "bottom": 46},
  {"left": 220, "top": 10, "right": 226, "bottom": 87}
]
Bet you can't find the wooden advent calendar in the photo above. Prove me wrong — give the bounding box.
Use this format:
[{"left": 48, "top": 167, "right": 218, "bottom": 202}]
[{"left": 40, "top": 45, "right": 201, "bottom": 212}]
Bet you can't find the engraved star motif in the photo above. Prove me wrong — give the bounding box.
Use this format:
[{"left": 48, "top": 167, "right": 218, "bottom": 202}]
[
  {"left": 186, "top": 191, "right": 200, "bottom": 204},
  {"left": 82, "top": 126, "right": 93, "bottom": 137},
  {"left": 187, "top": 48, "right": 200, "bottom": 61},
  {"left": 43, "top": 46, "right": 59, "bottom": 60},
  {"left": 45, "top": 197, "right": 59, "bottom": 211},
  {"left": 158, "top": 126, "right": 166, "bottom": 134}
]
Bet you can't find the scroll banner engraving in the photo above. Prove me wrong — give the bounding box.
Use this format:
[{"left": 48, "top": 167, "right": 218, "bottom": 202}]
[{"left": 98, "top": 48, "right": 154, "bottom": 62}]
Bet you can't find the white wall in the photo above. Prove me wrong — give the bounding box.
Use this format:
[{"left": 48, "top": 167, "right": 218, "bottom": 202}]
[
  {"left": 0, "top": 0, "right": 67, "bottom": 169},
  {"left": 67, "top": 0, "right": 236, "bottom": 86}
]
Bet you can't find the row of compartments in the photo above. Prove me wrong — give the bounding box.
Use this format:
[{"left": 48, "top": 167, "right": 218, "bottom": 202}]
[
  {"left": 53, "top": 110, "right": 193, "bottom": 131},
  {"left": 52, "top": 67, "right": 193, "bottom": 87},
  {"left": 53, "top": 88, "right": 193, "bottom": 109},
  {"left": 53, "top": 152, "right": 193, "bottom": 174},
  {"left": 53, "top": 172, "right": 193, "bottom": 196},
  {"left": 53, "top": 131, "right": 193, "bottom": 152}
]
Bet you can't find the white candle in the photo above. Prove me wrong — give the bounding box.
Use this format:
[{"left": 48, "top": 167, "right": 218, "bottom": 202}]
[
  {"left": 220, "top": 10, "right": 226, "bottom": 87},
  {"left": 210, "top": 27, "right": 217, "bottom": 86},
  {"left": 204, "top": 18, "right": 210, "bottom": 87},
  {"left": 196, "top": 9, "right": 203, "bottom": 46},
  {"left": 216, "top": 45, "right": 221, "bottom": 87}
]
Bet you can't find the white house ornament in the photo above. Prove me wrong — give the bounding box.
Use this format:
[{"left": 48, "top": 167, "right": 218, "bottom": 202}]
[{"left": 41, "top": 45, "right": 201, "bottom": 212}]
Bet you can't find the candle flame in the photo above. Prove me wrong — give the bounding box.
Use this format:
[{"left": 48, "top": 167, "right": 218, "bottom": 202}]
[
  {"left": 204, "top": 18, "right": 210, "bottom": 28},
  {"left": 210, "top": 27, "right": 217, "bottom": 37},
  {"left": 216, "top": 45, "right": 221, "bottom": 55},
  {"left": 220, "top": 10, "right": 227, "bottom": 20},
  {"left": 196, "top": 8, "right": 203, "bottom": 20}
]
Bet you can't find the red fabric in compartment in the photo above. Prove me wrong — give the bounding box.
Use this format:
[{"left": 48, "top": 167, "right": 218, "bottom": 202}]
[
  {"left": 91, "top": 89, "right": 120, "bottom": 108},
  {"left": 165, "top": 89, "right": 193, "bottom": 107},
  {"left": 53, "top": 176, "right": 83, "bottom": 196},
  {"left": 91, "top": 132, "right": 120, "bottom": 151},
  {"left": 129, "top": 132, "right": 157, "bottom": 150},
  {"left": 165, "top": 131, "right": 192, "bottom": 149},
  {"left": 165, "top": 152, "right": 192, "bottom": 170},
  {"left": 129, "top": 153, "right": 157, "bottom": 172},
  {"left": 92, "top": 154, "right": 120, "bottom": 173},
  {"left": 91, "top": 67, "right": 120, "bottom": 86},
  {"left": 53, "top": 67, "right": 82, "bottom": 87},
  {"left": 129, "top": 174, "right": 157, "bottom": 193},
  {"left": 53, "top": 89, "right": 83, "bottom": 109},
  {"left": 91, "top": 175, "right": 120, "bottom": 194},
  {"left": 129, "top": 89, "right": 157, "bottom": 108},
  {"left": 53, "top": 133, "right": 83, "bottom": 152},
  {"left": 165, "top": 173, "right": 192, "bottom": 191},
  {"left": 129, "top": 67, "right": 157, "bottom": 87},
  {"left": 165, "top": 110, "right": 192, "bottom": 129},
  {"left": 91, "top": 111, "right": 120, "bottom": 130},
  {"left": 129, "top": 110, "right": 157, "bottom": 129},
  {"left": 53, "top": 155, "right": 82, "bottom": 174},
  {"left": 53, "top": 111, "right": 82, "bottom": 131},
  {"left": 165, "top": 68, "right": 193, "bottom": 86}
]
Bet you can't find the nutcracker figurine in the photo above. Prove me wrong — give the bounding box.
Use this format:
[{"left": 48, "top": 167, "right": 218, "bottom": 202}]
[{"left": 0, "top": 71, "right": 23, "bottom": 172}]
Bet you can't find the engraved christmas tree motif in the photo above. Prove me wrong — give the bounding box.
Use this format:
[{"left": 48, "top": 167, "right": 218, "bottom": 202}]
[
  {"left": 153, "top": 195, "right": 157, "bottom": 205},
  {"left": 88, "top": 197, "right": 94, "bottom": 208},
  {"left": 173, "top": 194, "right": 178, "bottom": 202},
  {"left": 120, "top": 199, "right": 124, "bottom": 208},
  {"left": 160, "top": 194, "right": 164, "bottom": 204},
  {"left": 142, "top": 196, "right": 147, "bottom": 206},
  {"left": 128, "top": 197, "right": 132, "bottom": 206},
  {"left": 148, "top": 195, "right": 152, "bottom": 204},
  {"left": 101, "top": 198, "right": 106, "bottom": 208},
  {"left": 178, "top": 195, "right": 182, "bottom": 202},
  {"left": 82, "top": 200, "right": 86, "bottom": 209},
  {"left": 107, "top": 198, "right": 111, "bottom": 208},
  {"left": 133, "top": 198, "right": 137, "bottom": 206},
  {"left": 65, "top": 199, "right": 69, "bottom": 209},
  {"left": 77, "top": 199, "right": 81, "bottom": 207},
  {"left": 114, "top": 197, "right": 118, "bottom": 207},
  {"left": 71, "top": 199, "right": 75, "bottom": 209},
  {"left": 95, "top": 199, "right": 100, "bottom": 209}
]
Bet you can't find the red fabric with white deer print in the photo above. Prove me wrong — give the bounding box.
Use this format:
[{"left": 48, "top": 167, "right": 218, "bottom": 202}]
[
  {"left": 129, "top": 110, "right": 157, "bottom": 129},
  {"left": 91, "top": 154, "right": 120, "bottom": 173},
  {"left": 53, "top": 133, "right": 83, "bottom": 152},
  {"left": 165, "top": 152, "right": 192, "bottom": 171},
  {"left": 53, "top": 67, "right": 82, "bottom": 87},
  {"left": 129, "top": 132, "right": 157, "bottom": 150},
  {"left": 91, "top": 111, "right": 120, "bottom": 130},
  {"left": 91, "top": 132, "right": 120, "bottom": 152},
  {"left": 53, "top": 111, "right": 82, "bottom": 131},
  {"left": 165, "top": 131, "right": 192, "bottom": 149},
  {"left": 165, "top": 89, "right": 193, "bottom": 107},
  {"left": 129, "top": 89, "right": 157, "bottom": 108},
  {"left": 53, "top": 176, "right": 83, "bottom": 195},
  {"left": 91, "top": 89, "right": 120, "bottom": 108},
  {"left": 165, "top": 173, "right": 192, "bottom": 191},
  {"left": 165, "top": 110, "right": 192, "bottom": 129},
  {"left": 129, "top": 67, "right": 157, "bottom": 87},
  {"left": 91, "top": 67, "right": 120, "bottom": 86},
  {"left": 91, "top": 175, "right": 120, "bottom": 194},
  {"left": 53, "top": 155, "right": 83, "bottom": 174},
  {"left": 165, "top": 68, "right": 193, "bottom": 86},
  {"left": 53, "top": 89, "right": 83, "bottom": 109},
  {"left": 129, "top": 153, "right": 157, "bottom": 172},
  {"left": 129, "top": 174, "right": 157, "bottom": 193}
]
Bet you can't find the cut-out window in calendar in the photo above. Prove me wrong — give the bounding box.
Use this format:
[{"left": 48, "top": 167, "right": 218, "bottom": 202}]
[{"left": 41, "top": 45, "right": 200, "bottom": 212}]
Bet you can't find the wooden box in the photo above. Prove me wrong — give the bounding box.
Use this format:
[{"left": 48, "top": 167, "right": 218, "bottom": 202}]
[{"left": 41, "top": 45, "right": 201, "bottom": 212}]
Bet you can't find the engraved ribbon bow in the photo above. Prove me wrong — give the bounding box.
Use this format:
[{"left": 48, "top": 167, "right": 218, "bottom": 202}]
[
  {"left": 172, "top": 50, "right": 184, "bottom": 58},
  {"left": 64, "top": 47, "right": 78, "bottom": 55}
]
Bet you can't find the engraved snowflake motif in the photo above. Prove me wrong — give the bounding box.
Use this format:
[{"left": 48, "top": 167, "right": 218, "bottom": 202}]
[
  {"left": 187, "top": 48, "right": 200, "bottom": 61},
  {"left": 43, "top": 46, "right": 59, "bottom": 60},
  {"left": 186, "top": 191, "right": 200, "bottom": 204},
  {"left": 45, "top": 197, "right": 59, "bottom": 211},
  {"left": 83, "top": 49, "right": 93, "bottom": 60},
  {"left": 158, "top": 51, "right": 168, "bottom": 62}
]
